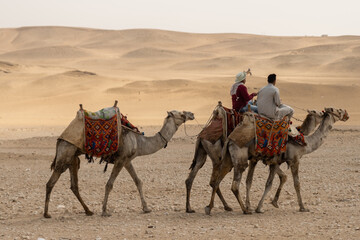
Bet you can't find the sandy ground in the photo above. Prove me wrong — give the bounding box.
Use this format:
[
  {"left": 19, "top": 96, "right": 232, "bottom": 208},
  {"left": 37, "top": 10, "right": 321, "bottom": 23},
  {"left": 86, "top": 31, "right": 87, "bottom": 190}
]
[
  {"left": 0, "top": 125, "right": 359, "bottom": 240},
  {"left": 0, "top": 27, "right": 360, "bottom": 239}
]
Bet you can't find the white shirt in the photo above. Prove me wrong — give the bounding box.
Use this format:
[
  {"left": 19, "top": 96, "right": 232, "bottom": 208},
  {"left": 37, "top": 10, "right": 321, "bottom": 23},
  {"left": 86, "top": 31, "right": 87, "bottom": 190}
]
[{"left": 257, "top": 83, "right": 281, "bottom": 119}]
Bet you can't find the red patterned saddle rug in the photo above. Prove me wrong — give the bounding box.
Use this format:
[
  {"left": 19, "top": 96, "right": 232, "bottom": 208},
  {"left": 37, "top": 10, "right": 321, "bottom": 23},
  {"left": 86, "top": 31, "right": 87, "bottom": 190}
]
[
  {"left": 84, "top": 111, "right": 120, "bottom": 158},
  {"left": 223, "top": 106, "right": 243, "bottom": 136},
  {"left": 255, "top": 115, "right": 289, "bottom": 157},
  {"left": 198, "top": 106, "right": 243, "bottom": 143}
]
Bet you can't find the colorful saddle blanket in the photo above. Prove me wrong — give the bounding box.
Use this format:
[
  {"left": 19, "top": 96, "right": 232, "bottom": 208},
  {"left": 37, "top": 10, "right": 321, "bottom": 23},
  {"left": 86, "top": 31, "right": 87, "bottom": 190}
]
[
  {"left": 255, "top": 115, "right": 289, "bottom": 157},
  {"left": 288, "top": 126, "right": 306, "bottom": 146},
  {"left": 198, "top": 106, "right": 243, "bottom": 143},
  {"left": 84, "top": 107, "right": 120, "bottom": 158}
]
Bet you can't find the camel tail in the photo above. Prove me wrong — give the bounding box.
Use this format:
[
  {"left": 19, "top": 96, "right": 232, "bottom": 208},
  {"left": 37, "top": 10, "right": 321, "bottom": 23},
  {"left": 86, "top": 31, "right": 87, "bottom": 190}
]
[
  {"left": 189, "top": 138, "right": 204, "bottom": 170},
  {"left": 50, "top": 140, "right": 60, "bottom": 171}
]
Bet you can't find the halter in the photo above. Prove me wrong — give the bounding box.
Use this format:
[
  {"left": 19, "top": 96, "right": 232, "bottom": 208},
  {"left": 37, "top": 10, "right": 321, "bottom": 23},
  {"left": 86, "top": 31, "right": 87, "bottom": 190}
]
[
  {"left": 158, "top": 131, "right": 168, "bottom": 148},
  {"left": 157, "top": 114, "right": 186, "bottom": 148},
  {"left": 327, "top": 110, "right": 349, "bottom": 121}
]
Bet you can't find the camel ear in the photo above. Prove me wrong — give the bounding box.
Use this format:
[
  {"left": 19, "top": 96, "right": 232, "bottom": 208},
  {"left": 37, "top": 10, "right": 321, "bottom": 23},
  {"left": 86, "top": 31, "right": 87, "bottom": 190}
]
[{"left": 167, "top": 111, "right": 174, "bottom": 117}]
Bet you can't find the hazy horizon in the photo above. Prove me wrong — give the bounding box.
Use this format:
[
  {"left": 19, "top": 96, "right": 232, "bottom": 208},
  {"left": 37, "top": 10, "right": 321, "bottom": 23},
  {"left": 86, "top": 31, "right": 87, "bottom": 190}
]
[{"left": 1, "top": 0, "right": 359, "bottom": 36}]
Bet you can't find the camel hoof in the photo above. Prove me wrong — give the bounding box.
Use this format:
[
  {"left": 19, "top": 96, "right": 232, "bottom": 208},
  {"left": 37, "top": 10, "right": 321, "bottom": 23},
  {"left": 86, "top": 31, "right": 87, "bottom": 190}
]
[
  {"left": 186, "top": 208, "right": 196, "bottom": 213},
  {"left": 300, "top": 208, "right": 310, "bottom": 212},
  {"left": 255, "top": 208, "right": 265, "bottom": 214},
  {"left": 246, "top": 206, "right": 254, "bottom": 213},
  {"left": 271, "top": 200, "right": 279, "bottom": 208},
  {"left": 101, "top": 212, "right": 112, "bottom": 217},
  {"left": 224, "top": 206, "right": 233, "bottom": 212},
  {"left": 243, "top": 210, "right": 253, "bottom": 215},
  {"left": 143, "top": 208, "right": 152, "bottom": 214},
  {"left": 204, "top": 206, "right": 211, "bottom": 215},
  {"left": 43, "top": 213, "right": 52, "bottom": 218},
  {"left": 85, "top": 210, "right": 94, "bottom": 216}
]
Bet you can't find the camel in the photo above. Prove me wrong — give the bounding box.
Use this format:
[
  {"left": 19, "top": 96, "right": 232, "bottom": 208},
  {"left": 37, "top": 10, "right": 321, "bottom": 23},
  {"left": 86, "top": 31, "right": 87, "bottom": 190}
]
[
  {"left": 185, "top": 109, "right": 324, "bottom": 213},
  {"left": 44, "top": 110, "right": 194, "bottom": 218},
  {"left": 205, "top": 107, "right": 348, "bottom": 215}
]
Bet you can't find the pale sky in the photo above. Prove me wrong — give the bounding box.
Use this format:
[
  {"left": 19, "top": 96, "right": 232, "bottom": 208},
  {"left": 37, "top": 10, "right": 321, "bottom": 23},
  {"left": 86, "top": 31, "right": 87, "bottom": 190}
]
[{"left": 0, "top": 0, "right": 359, "bottom": 36}]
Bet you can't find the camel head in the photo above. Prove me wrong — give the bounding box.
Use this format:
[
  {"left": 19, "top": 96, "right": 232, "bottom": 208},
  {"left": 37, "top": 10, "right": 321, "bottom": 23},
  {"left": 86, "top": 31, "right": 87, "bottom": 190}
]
[
  {"left": 167, "top": 110, "right": 195, "bottom": 126},
  {"left": 324, "top": 107, "right": 349, "bottom": 122}
]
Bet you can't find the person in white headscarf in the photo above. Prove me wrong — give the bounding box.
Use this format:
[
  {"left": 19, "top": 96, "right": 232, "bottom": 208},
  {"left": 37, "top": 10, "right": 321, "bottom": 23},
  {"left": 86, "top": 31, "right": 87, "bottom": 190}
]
[{"left": 230, "top": 71, "right": 258, "bottom": 112}]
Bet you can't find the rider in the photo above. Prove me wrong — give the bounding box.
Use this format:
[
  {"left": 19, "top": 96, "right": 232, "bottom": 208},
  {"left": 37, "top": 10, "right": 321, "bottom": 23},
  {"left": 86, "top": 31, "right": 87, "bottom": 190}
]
[
  {"left": 257, "top": 73, "right": 294, "bottom": 120},
  {"left": 230, "top": 71, "right": 258, "bottom": 113}
]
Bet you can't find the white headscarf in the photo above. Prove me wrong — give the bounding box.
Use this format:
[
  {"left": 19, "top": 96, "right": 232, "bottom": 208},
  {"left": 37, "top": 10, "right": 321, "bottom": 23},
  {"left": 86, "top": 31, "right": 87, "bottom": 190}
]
[
  {"left": 235, "top": 71, "right": 246, "bottom": 83},
  {"left": 230, "top": 71, "right": 246, "bottom": 95},
  {"left": 230, "top": 82, "right": 243, "bottom": 95}
]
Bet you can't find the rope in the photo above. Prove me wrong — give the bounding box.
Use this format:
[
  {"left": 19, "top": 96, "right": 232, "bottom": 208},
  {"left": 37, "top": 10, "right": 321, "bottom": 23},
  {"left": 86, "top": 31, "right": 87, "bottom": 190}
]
[
  {"left": 292, "top": 105, "right": 307, "bottom": 112},
  {"left": 121, "top": 125, "right": 143, "bottom": 134},
  {"left": 292, "top": 116, "right": 304, "bottom": 122},
  {"left": 183, "top": 105, "right": 220, "bottom": 138}
]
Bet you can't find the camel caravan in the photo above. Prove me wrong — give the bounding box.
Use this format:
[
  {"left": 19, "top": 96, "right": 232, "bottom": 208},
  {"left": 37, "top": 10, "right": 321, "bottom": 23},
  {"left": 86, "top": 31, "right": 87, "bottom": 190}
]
[{"left": 43, "top": 71, "right": 349, "bottom": 218}]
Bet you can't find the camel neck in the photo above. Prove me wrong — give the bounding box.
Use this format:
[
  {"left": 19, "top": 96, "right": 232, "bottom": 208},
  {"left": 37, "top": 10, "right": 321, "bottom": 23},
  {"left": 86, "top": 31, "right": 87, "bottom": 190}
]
[
  {"left": 299, "top": 114, "right": 316, "bottom": 135},
  {"left": 134, "top": 117, "right": 179, "bottom": 156},
  {"left": 304, "top": 113, "right": 334, "bottom": 154}
]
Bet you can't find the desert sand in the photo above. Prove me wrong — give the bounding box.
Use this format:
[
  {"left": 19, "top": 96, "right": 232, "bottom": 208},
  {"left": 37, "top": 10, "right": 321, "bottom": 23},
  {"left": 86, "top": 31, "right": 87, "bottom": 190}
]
[{"left": 0, "top": 27, "right": 359, "bottom": 239}]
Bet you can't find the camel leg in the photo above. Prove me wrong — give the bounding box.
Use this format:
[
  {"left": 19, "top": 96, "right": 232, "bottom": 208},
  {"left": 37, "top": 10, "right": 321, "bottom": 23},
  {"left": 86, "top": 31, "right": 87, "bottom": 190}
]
[
  {"left": 209, "top": 162, "right": 233, "bottom": 212},
  {"left": 125, "top": 162, "right": 151, "bottom": 213},
  {"left": 69, "top": 157, "right": 93, "bottom": 216},
  {"left": 44, "top": 140, "right": 77, "bottom": 218},
  {"left": 185, "top": 143, "right": 207, "bottom": 213},
  {"left": 44, "top": 170, "right": 62, "bottom": 218},
  {"left": 227, "top": 143, "right": 249, "bottom": 214},
  {"left": 102, "top": 159, "right": 125, "bottom": 217},
  {"left": 290, "top": 160, "right": 309, "bottom": 212},
  {"left": 271, "top": 166, "right": 287, "bottom": 208},
  {"left": 204, "top": 155, "right": 233, "bottom": 216},
  {"left": 231, "top": 163, "right": 249, "bottom": 214},
  {"left": 245, "top": 160, "right": 258, "bottom": 212},
  {"left": 255, "top": 164, "right": 277, "bottom": 213},
  {"left": 204, "top": 165, "right": 231, "bottom": 215}
]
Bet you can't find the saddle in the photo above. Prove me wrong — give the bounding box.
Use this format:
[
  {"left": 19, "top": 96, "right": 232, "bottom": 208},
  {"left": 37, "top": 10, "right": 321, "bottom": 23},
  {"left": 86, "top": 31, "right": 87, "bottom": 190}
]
[
  {"left": 84, "top": 107, "right": 121, "bottom": 158},
  {"left": 198, "top": 102, "right": 243, "bottom": 144},
  {"left": 58, "top": 104, "right": 122, "bottom": 158},
  {"left": 254, "top": 115, "right": 289, "bottom": 158}
]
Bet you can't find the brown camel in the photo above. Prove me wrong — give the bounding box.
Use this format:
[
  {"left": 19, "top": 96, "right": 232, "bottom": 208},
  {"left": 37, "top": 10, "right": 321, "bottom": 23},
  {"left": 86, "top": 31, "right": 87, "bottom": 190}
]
[
  {"left": 205, "top": 107, "right": 348, "bottom": 215},
  {"left": 185, "top": 109, "right": 324, "bottom": 213},
  {"left": 44, "top": 110, "right": 194, "bottom": 218}
]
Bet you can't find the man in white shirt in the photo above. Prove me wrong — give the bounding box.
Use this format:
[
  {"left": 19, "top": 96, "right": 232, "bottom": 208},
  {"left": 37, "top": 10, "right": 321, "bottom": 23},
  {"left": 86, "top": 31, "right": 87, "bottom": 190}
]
[{"left": 257, "top": 74, "right": 294, "bottom": 120}]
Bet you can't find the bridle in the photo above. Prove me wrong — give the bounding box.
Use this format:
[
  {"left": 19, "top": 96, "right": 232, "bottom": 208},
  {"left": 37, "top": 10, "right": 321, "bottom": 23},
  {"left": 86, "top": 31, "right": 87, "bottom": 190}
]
[
  {"left": 158, "top": 131, "right": 168, "bottom": 148},
  {"left": 326, "top": 110, "right": 349, "bottom": 121},
  {"left": 157, "top": 114, "right": 187, "bottom": 148}
]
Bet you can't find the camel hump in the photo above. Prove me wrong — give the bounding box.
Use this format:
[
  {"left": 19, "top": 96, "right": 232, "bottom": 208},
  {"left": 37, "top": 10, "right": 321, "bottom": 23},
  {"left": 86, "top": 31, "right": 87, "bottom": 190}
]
[{"left": 59, "top": 105, "right": 122, "bottom": 154}]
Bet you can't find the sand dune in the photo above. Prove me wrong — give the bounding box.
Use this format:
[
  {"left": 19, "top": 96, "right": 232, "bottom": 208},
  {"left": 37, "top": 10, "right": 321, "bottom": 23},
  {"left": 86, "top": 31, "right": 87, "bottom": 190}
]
[
  {"left": 0, "top": 26, "right": 359, "bottom": 127},
  {"left": 0, "top": 45, "right": 90, "bottom": 59},
  {"left": 0, "top": 60, "right": 19, "bottom": 73},
  {"left": 323, "top": 56, "right": 360, "bottom": 73}
]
